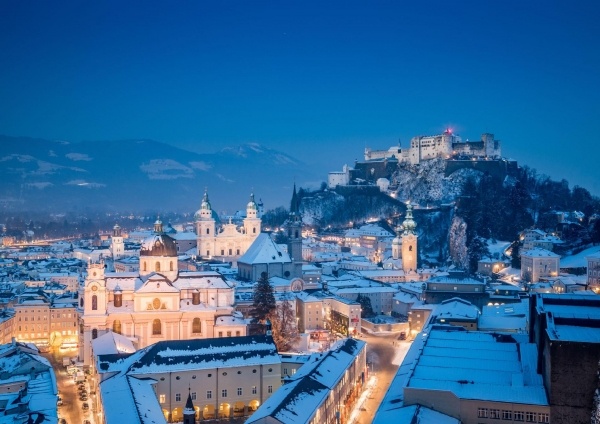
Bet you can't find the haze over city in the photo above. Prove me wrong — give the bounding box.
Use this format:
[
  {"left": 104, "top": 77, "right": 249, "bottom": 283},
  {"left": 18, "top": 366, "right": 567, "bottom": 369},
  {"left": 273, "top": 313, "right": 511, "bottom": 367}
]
[{"left": 1, "top": 1, "right": 599, "bottom": 196}]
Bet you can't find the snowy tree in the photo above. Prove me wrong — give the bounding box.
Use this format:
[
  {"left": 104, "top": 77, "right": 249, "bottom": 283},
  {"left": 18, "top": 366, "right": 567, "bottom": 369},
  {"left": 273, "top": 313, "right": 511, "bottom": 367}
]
[
  {"left": 269, "top": 292, "right": 300, "bottom": 352},
  {"left": 449, "top": 216, "right": 468, "bottom": 269},
  {"left": 251, "top": 272, "right": 276, "bottom": 324}
]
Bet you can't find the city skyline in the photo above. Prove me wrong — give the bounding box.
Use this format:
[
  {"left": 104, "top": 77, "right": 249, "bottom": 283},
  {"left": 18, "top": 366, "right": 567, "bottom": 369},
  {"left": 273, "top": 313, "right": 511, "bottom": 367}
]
[{"left": 1, "top": 1, "right": 599, "bottom": 195}]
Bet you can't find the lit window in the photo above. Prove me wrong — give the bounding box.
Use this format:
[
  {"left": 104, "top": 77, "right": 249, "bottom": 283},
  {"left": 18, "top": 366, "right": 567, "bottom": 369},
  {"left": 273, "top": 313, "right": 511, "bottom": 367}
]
[{"left": 159, "top": 394, "right": 166, "bottom": 403}]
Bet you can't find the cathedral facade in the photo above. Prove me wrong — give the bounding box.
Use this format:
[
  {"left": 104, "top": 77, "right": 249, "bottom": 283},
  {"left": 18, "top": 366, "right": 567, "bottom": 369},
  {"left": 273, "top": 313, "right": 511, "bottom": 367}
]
[
  {"left": 78, "top": 219, "right": 245, "bottom": 365},
  {"left": 195, "top": 191, "right": 262, "bottom": 260}
]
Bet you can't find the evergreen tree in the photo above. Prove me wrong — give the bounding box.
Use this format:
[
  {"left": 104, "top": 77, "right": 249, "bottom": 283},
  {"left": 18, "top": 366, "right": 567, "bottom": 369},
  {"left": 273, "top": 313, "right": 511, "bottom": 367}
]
[
  {"left": 251, "top": 272, "right": 276, "bottom": 323},
  {"left": 467, "top": 236, "right": 490, "bottom": 274},
  {"left": 357, "top": 294, "right": 374, "bottom": 318}
]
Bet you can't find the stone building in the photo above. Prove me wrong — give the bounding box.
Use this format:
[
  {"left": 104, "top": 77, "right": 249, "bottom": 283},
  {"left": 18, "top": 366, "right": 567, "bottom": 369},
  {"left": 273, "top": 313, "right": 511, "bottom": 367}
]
[{"left": 78, "top": 219, "right": 244, "bottom": 366}]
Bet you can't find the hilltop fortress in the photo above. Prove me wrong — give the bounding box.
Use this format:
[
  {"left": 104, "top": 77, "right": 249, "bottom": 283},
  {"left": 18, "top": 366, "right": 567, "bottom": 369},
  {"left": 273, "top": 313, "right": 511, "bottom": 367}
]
[{"left": 329, "top": 130, "right": 517, "bottom": 189}]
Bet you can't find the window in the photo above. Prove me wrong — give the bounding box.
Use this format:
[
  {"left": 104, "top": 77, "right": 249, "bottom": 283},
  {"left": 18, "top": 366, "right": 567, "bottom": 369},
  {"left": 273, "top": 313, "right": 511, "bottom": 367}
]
[
  {"left": 222, "top": 389, "right": 227, "bottom": 398},
  {"left": 218, "top": 331, "right": 223, "bottom": 337},
  {"left": 237, "top": 388, "right": 242, "bottom": 396},
  {"left": 92, "top": 329, "right": 98, "bottom": 339},
  {"left": 283, "top": 368, "right": 288, "bottom": 375},
  {"left": 159, "top": 394, "right": 166, "bottom": 403},
  {"left": 538, "top": 413, "right": 549, "bottom": 423},
  {"left": 236, "top": 331, "right": 241, "bottom": 336},
  {"left": 268, "top": 385, "right": 273, "bottom": 394},
  {"left": 502, "top": 411, "right": 512, "bottom": 420},
  {"left": 525, "top": 412, "right": 536, "bottom": 422},
  {"left": 514, "top": 411, "right": 524, "bottom": 421},
  {"left": 207, "top": 390, "right": 212, "bottom": 399},
  {"left": 92, "top": 295, "right": 97, "bottom": 311},
  {"left": 192, "top": 318, "right": 201, "bottom": 333},
  {"left": 478, "top": 408, "right": 488, "bottom": 418},
  {"left": 206, "top": 228, "right": 209, "bottom": 234},
  {"left": 191, "top": 392, "right": 196, "bottom": 400},
  {"left": 221, "top": 249, "right": 225, "bottom": 255},
  {"left": 252, "top": 386, "right": 257, "bottom": 395},
  {"left": 490, "top": 409, "right": 500, "bottom": 419},
  {"left": 143, "top": 261, "right": 147, "bottom": 272},
  {"left": 175, "top": 393, "right": 181, "bottom": 402},
  {"left": 112, "top": 319, "right": 121, "bottom": 334},
  {"left": 227, "top": 331, "right": 232, "bottom": 337},
  {"left": 153, "top": 319, "right": 161, "bottom": 335},
  {"left": 170, "top": 261, "right": 173, "bottom": 271}
]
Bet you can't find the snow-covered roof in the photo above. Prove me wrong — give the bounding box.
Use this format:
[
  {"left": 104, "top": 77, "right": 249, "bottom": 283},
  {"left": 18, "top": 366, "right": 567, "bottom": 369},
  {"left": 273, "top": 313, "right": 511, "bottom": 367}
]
[
  {"left": 97, "top": 335, "right": 279, "bottom": 376},
  {"left": 101, "top": 374, "right": 165, "bottom": 424},
  {"left": 247, "top": 338, "right": 366, "bottom": 424},
  {"left": 403, "top": 327, "right": 548, "bottom": 406},
  {"left": 92, "top": 331, "right": 137, "bottom": 356},
  {"left": 375, "top": 404, "right": 460, "bottom": 424},
  {"left": 238, "top": 233, "right": 291, "bottom": 265},
  {"left": 520, "top": 248, "right": 560, "bottom": 258},
  {"left": 435, "top": 298, "right": 480, "bottom": 320}
]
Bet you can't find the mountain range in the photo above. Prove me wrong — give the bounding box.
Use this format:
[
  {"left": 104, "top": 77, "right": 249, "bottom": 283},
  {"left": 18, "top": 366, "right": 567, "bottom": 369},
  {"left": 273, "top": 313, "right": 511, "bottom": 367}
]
[{"left": 0, "top": 136, "right": 324, "bottom": 214}]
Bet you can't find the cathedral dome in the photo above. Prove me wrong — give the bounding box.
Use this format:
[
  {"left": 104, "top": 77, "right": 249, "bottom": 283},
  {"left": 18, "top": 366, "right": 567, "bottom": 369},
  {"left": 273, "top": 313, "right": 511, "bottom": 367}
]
[{"left": 140, "top": 219, "right": 177, "bottom": 257}]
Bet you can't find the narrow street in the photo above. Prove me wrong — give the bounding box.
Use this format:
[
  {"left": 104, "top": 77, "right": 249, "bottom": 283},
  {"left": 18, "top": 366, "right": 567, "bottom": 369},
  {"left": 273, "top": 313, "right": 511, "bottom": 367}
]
[
  {"left": 43, "top": 347, "right": 94, "bottom": 424},
  {"left": 351, "top": 332, "right": 411, "bottom": 424}
]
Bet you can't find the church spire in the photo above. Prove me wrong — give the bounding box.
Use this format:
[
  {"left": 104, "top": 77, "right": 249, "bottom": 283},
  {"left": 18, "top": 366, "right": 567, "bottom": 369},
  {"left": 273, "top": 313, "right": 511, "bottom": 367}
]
[{"left": 290, "top": 183, "right": 300, "bottom": 217}]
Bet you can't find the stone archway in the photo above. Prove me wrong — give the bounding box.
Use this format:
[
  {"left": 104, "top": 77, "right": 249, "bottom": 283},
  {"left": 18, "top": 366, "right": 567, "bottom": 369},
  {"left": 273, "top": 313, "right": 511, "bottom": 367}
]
[
  {"left": 233, "top": 401, "right": 245, "bottom": 417},
  {"left": 248, "top": 399, "right": 260, "bottom": 413},
  {"left": 202, "top": 405, "right": 215, "bottom": 420},
  {"left": 171, "top": 407, "right": 182, "bottom": 422},
  {"left": 219, "top": 403, "right": 231, "bottom": 418}
]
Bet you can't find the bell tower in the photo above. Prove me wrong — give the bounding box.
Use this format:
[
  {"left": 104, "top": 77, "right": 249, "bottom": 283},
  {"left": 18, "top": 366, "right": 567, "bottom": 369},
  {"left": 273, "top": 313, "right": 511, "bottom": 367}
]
[
  {"left": 196, "top": 190, "right": 216, "bottom": 258},
  {"left": 285, "top": 184, "right": 303, "bottom": 278},
  {"left": 392, "top": 223, "right": 402, "bottom": 260},
  {"left": 401, "top": 202, "right": 418, "bottom": 273},
  {"left": 243, "top": 192, "right": 261, "bottom": 239},
  {"left": 110, "top": 224, "right": 124, "bottom": 259}
]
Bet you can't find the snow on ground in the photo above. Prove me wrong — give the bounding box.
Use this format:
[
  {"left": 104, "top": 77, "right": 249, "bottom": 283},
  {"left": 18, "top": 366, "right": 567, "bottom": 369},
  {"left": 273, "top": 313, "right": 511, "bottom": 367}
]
[
  {"left": 392, "top": 341, "right": 412, "bottom": 366},
  {"left": 486, "top": 239, "right": 511, "bottom": 258},
  {"left": 560, "top": 245, "right": 600, "bottom": 268},
  {"left": 347, "top": 375, "right": 377, "bottom": 424}
]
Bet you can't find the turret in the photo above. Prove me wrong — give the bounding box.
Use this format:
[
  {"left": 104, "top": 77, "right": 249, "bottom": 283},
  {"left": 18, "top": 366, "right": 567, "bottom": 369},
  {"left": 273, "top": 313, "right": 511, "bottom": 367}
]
[{"left": 401, "top": 202, "right": 418, "bottom": 273}]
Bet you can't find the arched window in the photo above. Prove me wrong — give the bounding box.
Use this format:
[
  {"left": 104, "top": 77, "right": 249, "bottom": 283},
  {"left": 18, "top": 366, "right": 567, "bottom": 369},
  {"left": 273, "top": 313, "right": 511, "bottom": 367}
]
[
  {"left": 92, "top": 329, "right": 98, "bottom": 339},
  {"left": 113, "top": 320, "right": 122, "bottom": 334},
  {"left": 409, "top": 245, "right": 413, "bottom": 252},
  {"left": 155, "top": 261, "right": 161, "bottom": 272},
  {"left": 80, "top": 298, "right": 84, "bottom": 308},
  {"left": 92, "top": 295, "right": 97, "bottom": 311},
  {"left": 295, "top": 230, "right": 299, "bottom": 238},
  {"left": 143, "top": 261, "right": 147, "bottom": 272},
  {"left": 153, "top": 319, "right": 162, "bottom": 335},
  {"left": 192, "top": 318, "right": 201, "bottom": 334},
  {"left": 206, "top": 228, "right": 210, "bottom": 234},
  {"left": 253, "top": 227, "right": 256, "bottom": 234},
  {"left": 170, "top": 261, "right": 173, "bottom": 271}
]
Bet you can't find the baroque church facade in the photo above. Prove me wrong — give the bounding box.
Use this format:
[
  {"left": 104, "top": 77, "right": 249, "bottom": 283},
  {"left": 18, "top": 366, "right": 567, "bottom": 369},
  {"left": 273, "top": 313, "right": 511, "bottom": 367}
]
[
  {"left": 195, "top": 191, "right": 262, "bottom": 261},
  {"left": 78, "top": 219, "right": 245, "bottom": 365}
]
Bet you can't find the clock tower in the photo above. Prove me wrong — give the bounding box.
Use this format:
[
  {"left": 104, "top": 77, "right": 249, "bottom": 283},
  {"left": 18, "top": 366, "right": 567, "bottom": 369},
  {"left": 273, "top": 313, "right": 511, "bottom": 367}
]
[{"left": 401, "top": 202, "right": 418, "bottom": 273}]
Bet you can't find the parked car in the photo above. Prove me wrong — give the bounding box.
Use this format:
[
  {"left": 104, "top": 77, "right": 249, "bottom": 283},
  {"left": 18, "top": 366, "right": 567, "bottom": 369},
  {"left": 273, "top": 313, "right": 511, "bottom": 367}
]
[{"left": 82, "top": 402, "right": 89, "bottom": 411}]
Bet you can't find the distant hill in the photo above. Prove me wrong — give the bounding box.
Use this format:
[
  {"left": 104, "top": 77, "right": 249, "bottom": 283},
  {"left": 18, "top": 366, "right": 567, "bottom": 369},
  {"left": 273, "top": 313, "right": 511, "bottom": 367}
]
[{"left": 0, "top": 136, "right": 323, "bottom": 213}]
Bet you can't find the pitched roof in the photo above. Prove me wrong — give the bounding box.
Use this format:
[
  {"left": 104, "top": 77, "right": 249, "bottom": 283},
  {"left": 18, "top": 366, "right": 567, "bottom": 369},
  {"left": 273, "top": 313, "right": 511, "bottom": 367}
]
[{"left": 238, "top": 233, "right": 291, "bottom": 265}]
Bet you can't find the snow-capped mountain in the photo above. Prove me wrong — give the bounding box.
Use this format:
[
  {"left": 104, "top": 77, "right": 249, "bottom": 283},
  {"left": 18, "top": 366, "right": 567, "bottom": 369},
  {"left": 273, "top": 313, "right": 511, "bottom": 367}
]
[{"left": 0, "top": 136, "right": 322, "bottom": 213}]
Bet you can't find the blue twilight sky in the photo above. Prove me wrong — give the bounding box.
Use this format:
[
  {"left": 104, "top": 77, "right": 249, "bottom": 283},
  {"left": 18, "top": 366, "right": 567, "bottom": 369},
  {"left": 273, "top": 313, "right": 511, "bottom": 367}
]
[{"left": 1, "top": 1, "right": 599, "bottom": 195}]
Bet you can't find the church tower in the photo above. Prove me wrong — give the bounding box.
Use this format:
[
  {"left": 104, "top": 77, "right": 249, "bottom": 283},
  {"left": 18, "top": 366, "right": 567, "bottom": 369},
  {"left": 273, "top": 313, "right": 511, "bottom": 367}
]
[
  {"left": 243, "top": 193, "right": 262, "bottom": 239},
  {"left": 285, "top": 184, "right": 303, "bottom": 278},
  {"left": 401, "top": 202, "right": 418, "bottom": 273},
  {"left": 110, "top": 224, "right": 124, "bottom": 259},
  {"left": 195, "top": 190, "right": 216, "bottom": 258},
  {"left": 79, "top": 260, "right": 108, "bottom": 364}
]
